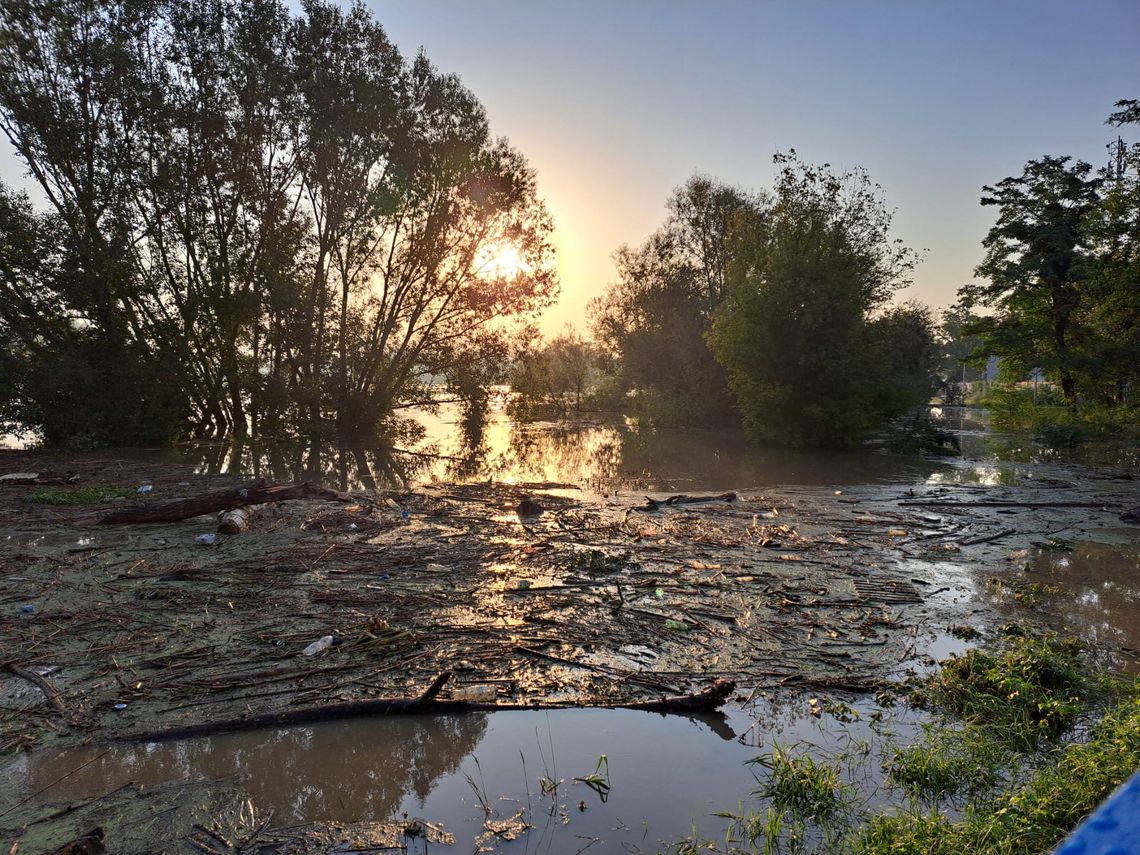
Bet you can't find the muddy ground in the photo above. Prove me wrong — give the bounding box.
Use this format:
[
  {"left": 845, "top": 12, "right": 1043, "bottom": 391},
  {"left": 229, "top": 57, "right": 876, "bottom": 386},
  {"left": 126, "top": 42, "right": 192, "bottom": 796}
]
[{"left": 1, "top": 448, "right": 1138, "bottom": 852}]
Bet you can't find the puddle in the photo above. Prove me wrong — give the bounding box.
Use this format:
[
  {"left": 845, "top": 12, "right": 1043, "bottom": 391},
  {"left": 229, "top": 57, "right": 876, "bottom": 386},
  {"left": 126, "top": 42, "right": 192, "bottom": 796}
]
[
  {"left": 1030, "top": 539, "right": 1140, "bottom": 669},
  {"left": 1, "top": 700, "right": 930, "bottom": 851}
]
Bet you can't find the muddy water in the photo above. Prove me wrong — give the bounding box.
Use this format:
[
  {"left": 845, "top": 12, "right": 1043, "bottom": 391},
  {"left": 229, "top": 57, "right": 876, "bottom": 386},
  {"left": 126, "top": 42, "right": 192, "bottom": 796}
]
[
  {"left": 1029, "top": 540, "right": 1140, "bottom": 669},
  {"left": 138, "top": 408, "right": 954, "bottom": 493},
  {"left": 1, "top": 701, "right": 924, "bottom": 851}
]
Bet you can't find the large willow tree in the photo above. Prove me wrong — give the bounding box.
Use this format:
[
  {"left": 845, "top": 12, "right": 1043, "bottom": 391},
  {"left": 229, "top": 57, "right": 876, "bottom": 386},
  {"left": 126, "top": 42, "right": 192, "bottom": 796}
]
[{"left": 0, "top": 0, "right": 556, "bottom": 446}]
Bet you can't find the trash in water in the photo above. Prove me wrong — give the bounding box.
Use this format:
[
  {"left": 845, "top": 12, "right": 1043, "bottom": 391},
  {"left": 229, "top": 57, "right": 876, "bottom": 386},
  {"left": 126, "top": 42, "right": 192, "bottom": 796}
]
[
  {"left": 137, "top": 484, "right": 153, "bottom": 494},
  {"left": 664, "top": 619, "right": 690, "bottom": 632},
  {"left": 113, "top": 703, "right": 127, "bottom": 711},
  {"left": 195, "top": 533, "right": 217, "bottom": 545},
  {"left": 19, "top": 604, "right": 35, "bottom": 614}
]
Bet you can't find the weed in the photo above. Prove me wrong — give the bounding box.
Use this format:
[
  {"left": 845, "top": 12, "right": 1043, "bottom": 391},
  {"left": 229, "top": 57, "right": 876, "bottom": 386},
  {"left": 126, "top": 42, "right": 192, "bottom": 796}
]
[
  {"left": 927, "top": 632, "right": 1086, "bottom": 746},
  {"left": 750, "top": 744, "right": 850, "bottom": 824},
  {"left": 885, "top": 723, "right": 1007, "bottom": 802}
]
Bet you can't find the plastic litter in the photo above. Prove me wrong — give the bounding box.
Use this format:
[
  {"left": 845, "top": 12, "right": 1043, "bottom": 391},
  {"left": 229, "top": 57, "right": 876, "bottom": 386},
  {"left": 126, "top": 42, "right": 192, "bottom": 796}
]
[
  {"left": 19, "top": 604, "right": 35, "bottom": 614},
  {"left": 452, "top": 684, "right": 497, "bottom": 702},
  {"left": 113, "top": 703, "right": 128, "bottom": 711},
  {"left": 137, "top": 484, "right": 153, "bottom": 494},
  {"left": 301, "top": 635, "right": 336, "bottom": 656},
  {"left": 664, "top": 619, "right": 690, "bottom": 632},
  {"left": 195, "top": 533, "right": 217, "bottom": 545}
]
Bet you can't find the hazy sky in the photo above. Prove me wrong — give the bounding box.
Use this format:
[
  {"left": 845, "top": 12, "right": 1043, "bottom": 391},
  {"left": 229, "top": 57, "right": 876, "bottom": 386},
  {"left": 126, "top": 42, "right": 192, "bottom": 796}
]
[{"left": 370, "top": 0, "right": 1140, "bottom": 334}]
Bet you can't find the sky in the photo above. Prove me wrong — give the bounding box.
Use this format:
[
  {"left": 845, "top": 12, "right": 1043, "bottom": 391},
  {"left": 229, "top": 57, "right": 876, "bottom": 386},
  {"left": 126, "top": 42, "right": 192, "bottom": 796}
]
[
  {"left": 367, "top": 0, "right": 1140, "bottom": 334},
  {"left": 1, "top": 2, "right": 1136, "bottom": 336}
]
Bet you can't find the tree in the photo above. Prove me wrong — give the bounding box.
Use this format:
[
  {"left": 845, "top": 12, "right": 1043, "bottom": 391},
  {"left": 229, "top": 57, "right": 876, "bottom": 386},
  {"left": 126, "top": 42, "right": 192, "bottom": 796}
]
[
  {"left": 1079, "top": 99, "right": 1140, "bottom": 403},
  {"left": 509, "top": 329, "right": 600, "bottom": 418},
  {"left": 708, "top": 153, "right": 923, "bottom": 447},
  {"left": 0, "top": 0, "right": 557, "bottom": 445},
  {"left": 961, "top": 156, "right": 1102, "bottom": 403},
  {"left": 589, "top": 175, "right": 765, "bottom": 425}
]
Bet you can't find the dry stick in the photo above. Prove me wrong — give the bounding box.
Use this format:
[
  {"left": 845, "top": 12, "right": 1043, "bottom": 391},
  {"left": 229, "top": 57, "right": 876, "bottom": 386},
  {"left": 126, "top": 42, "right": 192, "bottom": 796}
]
[
  {"left": 5, "top": 662, "right": 65, "bottom": 716},
  {"left": 116, "top": 674, "right": 735, "bottom": 743},
  {"left": 958, "top": 528, "right": 1017, "bottom": 546},
  {"left": 77, "top": 479, "right": 356, "bottom": 526},
  {"left": 897, "top": 500, "right": 1118, "bottom": 509}
]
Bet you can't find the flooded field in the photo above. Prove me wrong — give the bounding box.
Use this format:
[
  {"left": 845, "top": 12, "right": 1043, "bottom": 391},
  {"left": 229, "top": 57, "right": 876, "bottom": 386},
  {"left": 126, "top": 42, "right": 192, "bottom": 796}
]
[{"left": 1, "top": 407, "right": 1138, "bottom": 853}]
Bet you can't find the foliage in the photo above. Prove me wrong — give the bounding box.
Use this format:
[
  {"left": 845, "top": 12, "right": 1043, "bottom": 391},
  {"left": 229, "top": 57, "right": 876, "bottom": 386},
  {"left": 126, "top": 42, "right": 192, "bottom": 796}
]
[
  {"left": 935, "top": 305, "right": 987, "bottom": 402},
  {"left": 508, "top": 329, "right": 609, "bottom": 419},
  {"left": 885, "top": 724, "right": 1005, "bottom": 803},
  {"left": 709, "top": 154, "right": 930, "bottom": 448},
  {"left": 961, "top": 100, "right": 1140, "bottom": 411},
  {"left": 924, "top": 632, "right": 1087, "bottom": 747},
  {"left": 0, "top": 0, "right": 555, "bottom": 446},
  {"left": 590, "top": 175, "right": 766, "bottom": 426}
]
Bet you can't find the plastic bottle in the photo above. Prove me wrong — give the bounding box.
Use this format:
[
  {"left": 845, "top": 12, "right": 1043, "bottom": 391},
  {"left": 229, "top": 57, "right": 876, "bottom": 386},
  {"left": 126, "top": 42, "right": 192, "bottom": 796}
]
[{"left": 301, "top": 635, "right": 335, "bottom": 656}]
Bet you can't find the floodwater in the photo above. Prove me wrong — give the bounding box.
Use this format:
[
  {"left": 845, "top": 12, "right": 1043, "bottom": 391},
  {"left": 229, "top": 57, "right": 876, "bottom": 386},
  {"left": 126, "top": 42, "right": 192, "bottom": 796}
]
[
  {"left": 3, "top": 405, "right": 1138, "bottom": 852},
  {"left": 124, "top": 403, "right": 1113, "bottom": 495},
  {"left": 1, "top": 699, "right": 924, "bottom": 852},
  {"left": 1030, "top": 540, "right": 1140, "bottom": 669}
]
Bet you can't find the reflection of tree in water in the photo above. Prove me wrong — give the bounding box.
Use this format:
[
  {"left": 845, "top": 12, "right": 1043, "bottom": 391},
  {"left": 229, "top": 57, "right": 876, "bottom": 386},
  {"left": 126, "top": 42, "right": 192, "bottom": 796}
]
[
  {"left": 24, "top": 715, "right": 488, "bottom": 824},
  {"left": 175, "top": 427, "right": 435, "bottom": 492},
  {"left": 450, "top": 421, "right": 624, "bottom": 486}
]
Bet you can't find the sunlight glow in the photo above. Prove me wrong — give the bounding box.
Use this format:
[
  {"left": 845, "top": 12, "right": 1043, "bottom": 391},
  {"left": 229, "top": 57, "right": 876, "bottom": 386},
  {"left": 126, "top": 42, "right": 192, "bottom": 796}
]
[{"left": 478, "top": 242, "right": 529, "bottom": 279}]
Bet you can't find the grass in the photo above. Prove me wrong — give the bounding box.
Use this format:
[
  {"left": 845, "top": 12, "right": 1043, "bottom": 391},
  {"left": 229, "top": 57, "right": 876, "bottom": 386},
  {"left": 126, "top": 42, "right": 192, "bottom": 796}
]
[
  {"left": 921, "top": 631, "right": 1087, "bottom": 747},
  {"left": 21, "top": 485, "right": 136, "bottom": 505},
  {"left": 667, "top": 629, "right": 1140, "bottom": 855}
]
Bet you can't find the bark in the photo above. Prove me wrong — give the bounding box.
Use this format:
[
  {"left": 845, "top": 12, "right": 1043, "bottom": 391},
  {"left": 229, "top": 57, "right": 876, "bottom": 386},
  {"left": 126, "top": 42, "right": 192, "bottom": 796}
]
[
  {"left": 116, "top": 676, "right": 736, "bottom": 743},
  {"left": 78, "top": 479, "right": 353, "bottom": 525}
]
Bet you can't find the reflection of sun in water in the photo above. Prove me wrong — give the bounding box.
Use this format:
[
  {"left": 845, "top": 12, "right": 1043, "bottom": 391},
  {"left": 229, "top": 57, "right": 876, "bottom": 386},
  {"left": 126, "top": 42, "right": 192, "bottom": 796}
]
[{"left": 479, "top": 243, "right": 528, "bottom": 278}]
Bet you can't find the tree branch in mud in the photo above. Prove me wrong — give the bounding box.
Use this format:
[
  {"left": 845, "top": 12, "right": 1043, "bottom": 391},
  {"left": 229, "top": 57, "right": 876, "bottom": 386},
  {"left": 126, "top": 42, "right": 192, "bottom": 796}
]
[
  {"left": 116, "top": 676, "right": 735, "bottom": 742},
  {"left": 77, "top": 479, "right": 356, "bottom": 525},
  {"left": 4, "top": 662, "right": 66, "bottom": 716}
]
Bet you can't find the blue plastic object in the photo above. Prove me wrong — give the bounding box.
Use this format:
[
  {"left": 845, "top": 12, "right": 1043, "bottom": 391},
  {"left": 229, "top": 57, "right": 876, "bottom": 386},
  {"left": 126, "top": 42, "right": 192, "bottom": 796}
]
[{"left": 1055, "top": 770, "right": 1140, "bottom": 855}]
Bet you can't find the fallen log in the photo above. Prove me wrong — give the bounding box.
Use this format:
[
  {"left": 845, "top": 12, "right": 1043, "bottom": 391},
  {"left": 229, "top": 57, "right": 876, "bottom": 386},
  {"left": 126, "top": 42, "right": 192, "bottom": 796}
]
[
  {"left": 0, "top": 471, "right": 80, "bottom": 486},
  {"left": 642, "top": 492, "right": 737, "bottom": 511},
  {"left": 78, "top": 479, "right": 354, "bottom": 526},
  {"left": 898, "top": 500, "right": 1118, "bottom": 510},
  {"left": 116, "top": 675, "right": 735, "bottom": 742}
]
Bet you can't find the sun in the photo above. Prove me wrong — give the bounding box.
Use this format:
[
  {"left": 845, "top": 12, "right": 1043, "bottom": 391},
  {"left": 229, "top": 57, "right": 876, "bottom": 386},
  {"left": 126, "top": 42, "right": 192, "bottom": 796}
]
[{"left": 478, "top": 242, "right": 529, "bottom": 279}]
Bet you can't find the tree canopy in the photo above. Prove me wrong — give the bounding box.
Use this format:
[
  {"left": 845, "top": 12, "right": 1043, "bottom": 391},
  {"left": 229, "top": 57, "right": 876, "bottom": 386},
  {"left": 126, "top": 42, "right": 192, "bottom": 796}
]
[{"left": 0, "top": 0, "right": 556, "bottom": 446}]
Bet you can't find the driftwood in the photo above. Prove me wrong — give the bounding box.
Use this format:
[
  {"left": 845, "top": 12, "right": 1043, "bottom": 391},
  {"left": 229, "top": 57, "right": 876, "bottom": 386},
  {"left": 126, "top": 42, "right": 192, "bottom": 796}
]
[
  {"left": 642, "top": 492, "right": 737, "bottom": 511},
  {"left": 217, "top": 506, "right": 257, "bottom": 534},
  {"left": 958, "top": 527, "right": 1017, "bottom": 546},
  {"left": 117, "top": 675, "right": 735, "bottom": 743},
  {"left": 0, "top": 471, "right": 80, "bottom": 486},
  {"left": 78, "top": 479, "right": 353, "bottom": 526},
  {"left": 5, "top": 662, "right": 66, "bottom": 716},
  {"left": 898, "top": 500, "right": 1117, "bottom": 510}
]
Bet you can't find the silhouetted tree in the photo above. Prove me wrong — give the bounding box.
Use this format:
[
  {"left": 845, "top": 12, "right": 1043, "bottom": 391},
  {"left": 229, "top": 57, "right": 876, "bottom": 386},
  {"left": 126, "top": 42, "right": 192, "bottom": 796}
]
[{"left": 590, "top": 175, "right": 765, "bottom": 425}]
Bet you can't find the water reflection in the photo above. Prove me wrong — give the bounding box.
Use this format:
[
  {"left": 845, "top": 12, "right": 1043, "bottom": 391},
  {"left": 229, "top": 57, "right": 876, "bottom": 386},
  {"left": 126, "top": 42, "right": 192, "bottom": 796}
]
[
  {"left": 9, "top": 715, "right": 487, "bottom": 824},
  {"left": 1032, "top": 541, "right": 1140, "bottom": 668},
  {"left": 161, "top": 407, "right": 956, "bottom": 493}
]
